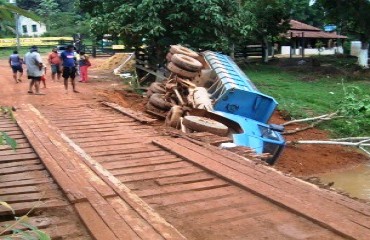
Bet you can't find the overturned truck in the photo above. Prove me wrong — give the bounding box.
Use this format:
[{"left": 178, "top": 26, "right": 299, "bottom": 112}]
[{"left": 142, "top": 45, "right": 285, "bottom": 164}]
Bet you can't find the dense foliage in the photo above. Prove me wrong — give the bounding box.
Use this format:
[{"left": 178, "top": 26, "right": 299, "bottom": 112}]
[
  {"left": 315, "top": 0, "right": 370, "bottom": 67},
  {"left": 0, "top": 0, "right": 39, "bottom": 36},
  {"left": 80, "top": 0, "right": 255, "bottom": 53},
  {"left": 17, "top": 0, "right": 89, "bottom": 36}
]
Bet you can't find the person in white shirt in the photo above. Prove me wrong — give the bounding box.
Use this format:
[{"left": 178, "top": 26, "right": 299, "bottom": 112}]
[{"left": 24, "top": 46, "right": 45, "bottom": 95}]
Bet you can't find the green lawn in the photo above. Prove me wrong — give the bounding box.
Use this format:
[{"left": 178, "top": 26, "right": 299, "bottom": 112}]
[
  {"left": 244, "top": 63, "right": 370, "bottom": 136},
  {"left": 0, "top": 46, "right": 51, "bottom": 59}
]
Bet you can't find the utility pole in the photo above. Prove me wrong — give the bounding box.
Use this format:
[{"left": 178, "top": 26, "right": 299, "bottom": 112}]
[{"left": 9, "top": 0, "right": 20, "bottom": 51}]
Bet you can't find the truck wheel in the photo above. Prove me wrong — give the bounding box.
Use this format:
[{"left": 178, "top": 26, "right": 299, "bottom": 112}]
[
  {"left": 167, "top": 62, "right": 199, "bottom": 79},
  {"left": 146, "top": 101, "right": 159, "bottom": 111},
  {"left": 170, "top": 45, "right": 199, "bottom": 58},
  {"left": 166, "top": 52, "right": 173, "bottom": 62},
  {"left": 182, "top": 116, "right": 229, "bottom": 136},
  {"left": 149, "top": 82, "right": 166, "bottom": 94},
  {"left": 149, "top": 93, "right": 172, "bottom": 110},
  {"left": 165, "top": 105, "right": 184, "bottom": 128},
  {"left": 171, "top": 54, "right": 203, "bottom": 72},
  {"left": 146, "top": 89, "right": 153, "bottom": 98}
]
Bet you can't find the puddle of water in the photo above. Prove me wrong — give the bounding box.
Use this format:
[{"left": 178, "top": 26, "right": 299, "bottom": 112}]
[{"left": 319, "top": 163, "right": 370, "bottom": 200}]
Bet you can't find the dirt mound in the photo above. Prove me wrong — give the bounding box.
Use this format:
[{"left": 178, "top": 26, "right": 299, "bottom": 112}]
[
  {"left": 270, "top": 111, "right": 369, "bottom": 177},
  {"left": 96, "top": 53, "right": 135, "bottom": 71}
]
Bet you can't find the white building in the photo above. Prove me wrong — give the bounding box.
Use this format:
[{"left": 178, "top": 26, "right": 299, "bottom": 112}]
[
  {"left": 8, "top": 0, "right": 47, "bottom": 36},
  {"left": 17, "top": 16, "right": 47, "bottom": 37}
]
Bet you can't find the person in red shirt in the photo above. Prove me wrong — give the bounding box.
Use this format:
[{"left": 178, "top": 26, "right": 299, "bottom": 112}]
[{"left": 48, "top": 48, "right": 61, "bottom": 81}]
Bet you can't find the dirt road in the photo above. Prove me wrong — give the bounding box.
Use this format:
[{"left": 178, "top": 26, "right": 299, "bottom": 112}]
[{"left": 1, "top": 58, "right": 370, "bottom": 239}]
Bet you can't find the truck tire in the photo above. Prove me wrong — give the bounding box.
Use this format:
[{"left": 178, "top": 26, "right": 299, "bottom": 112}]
[
  {"left": 146, "top": 101, "right": 159, "bottom": 111},
  {"left": 171, "top": 54, "right": 203, "bottom": 72},
  {"left": 146, "top": 89, "right": 154, "bottom": 98},
  {"left": 149, "top": 93, "right": 172, "bottom": 110},
  {"left": 166, "top": 52, "right": 173, "bottom": 62},
  {"left": 170, "top": 45, "right": 199, "bottom": 58},
  {"left": 167, "top": 62, "right": 199, "bottom": 79},
  {"left": 182, "top": 116, "right": 229, "bottom": 136},
  {"left": 165, "top": 105, "right": 184, "bottom": 128},
  {"left": 149, "top": 82, "right": 166, "bottom": 94}
]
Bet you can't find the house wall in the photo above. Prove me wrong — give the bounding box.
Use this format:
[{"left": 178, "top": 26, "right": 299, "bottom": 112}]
[
  {"left": 281, "top": 46, "right": 343, "bottom": 55},
  {"left": 17, "top": 16, "right": 47, "bottom": 37}
]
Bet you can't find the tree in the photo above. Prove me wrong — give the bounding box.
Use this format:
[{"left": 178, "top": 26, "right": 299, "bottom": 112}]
[
  {"left": 283, "top": 0, "right": 324, "bottom": 27},
  {"left": 79, "top": 0, "right": 253, "bottom": 60},
  {"left": 0, "top": 0, "right": 40, "bottom": 35},
  {"left": 315, "top": 0, "right": 370, "bottom": 68},
  {"left": 242, "top": 0, "right": 290, "bottom": 62},
  {"left": 35, "top": 0, "right": 60, "bottom": 31}
]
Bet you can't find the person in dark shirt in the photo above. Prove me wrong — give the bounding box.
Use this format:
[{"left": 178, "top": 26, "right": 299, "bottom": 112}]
[
  {"left": 60, "top": 45, "right": 79, "bottom": 93},
  {"left": 9, "top": 50, "right": 23, "bottom": 83}
]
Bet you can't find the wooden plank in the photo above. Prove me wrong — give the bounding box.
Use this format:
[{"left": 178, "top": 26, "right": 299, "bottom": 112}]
[
  {"left": 55, "top": 118, "right": 135, "bottom": 127},
  {"left": 0, "top": 142, "right": 31, "bottom": 150},
  {"left": 60, "top": 122, "right": 141, "bottom": 131},
  {"left": 0, "top": 191, "right": 63, "bottom": 204},
  {"left": 155, "top": 172, "right": 214, "bottom": 186},
  {"left": 94, "top": 150, "right": 171, "bottom": 162},
  {"left": 15, "top": 114, "right": 87, "bottom": 203},
  {"left": 87, "top": 194, "right": 141, "bottom": 239},
  {"left": 94, "top": 151, "right": 174, "bottom": 163},
  {"left": 104, "top": 156, "right": 181, "bottom": 170},
  {"left": 63, "top": 125, "right": 151, "bottom": 135},
  {"left": 21, "top": 111, "right": 116, "bottom": 199},
  {"left": 118, "top": 166, "right": 203, "bottom": 182},
  {"left": 74, "top": 133, "right": 157, "bottom": 145},
  {"left": 144, "top": 186, "right": 241, "bottom": 206},
  {"left": 0, "top": 159, "right": 40, "bottom": 169},
  {"left": 103, "top": 102, "right": 157, "bottom": 124},
  {"left": 68, "top": 129, "right": 156, "bottom": 139},
  {"left": 0, "top": 178, "right": 53, "bottom": 188},
  {"left": 0, "top": 164, "right": 44, "bottom": 175},
  {"left": 90, "top": 146, "right": 163, "bottom": 158},
  {"left": 53, "top": 119, "right": 187, "bottom": 240},
  {"left": 73, "top": 202, "right": 120, "bottom": 240},
  {"left": 0, "top": 199, "right": 68, "bottom": 216},
  {"left": 0, "top": 170, "right": 49, "bottom": 182},
  {"left": 153, "top": 137, "right": 370, "bottom": 240},
  {"left": 0, "top": 153, "right": 39, "bottom": 162},
  {"left": 85, "top": 142, "right": 156, "bottom": 154},
  {"left": 136, "top": 179, "right": 229, "bottom": 198},
  {"left": 111, "top": 161, "right": 191, "bottom": 176},
  {"left": 108, "top": 197, "right": 164, "bottom": 240},
  {"left": 0, "top": 184, "right": 58, "bottom": 195}
]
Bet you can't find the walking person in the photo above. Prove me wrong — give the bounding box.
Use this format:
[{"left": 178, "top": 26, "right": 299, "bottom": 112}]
[
  {"left": 48, "top": 48, "right": 61, "bottom": 81},
  {"left": 60, "top": 45, "right": 79, "bottom": 93},
  {"left": 24, "top": 46, "right": 45, "bottom": 95},
  {"left": 9, "top": 50, "right": 23, "bottom": 83},
  {"left": 78, "top": 51, "right": 91, "bottom": 83}
]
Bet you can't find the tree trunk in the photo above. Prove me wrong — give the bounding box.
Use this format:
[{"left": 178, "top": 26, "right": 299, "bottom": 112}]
[
  {"left": 358, "top": 41, "right": 369, "bottom": 68},
  {"left": 262, "top": 36, "right": 269, "bottom": 63}
]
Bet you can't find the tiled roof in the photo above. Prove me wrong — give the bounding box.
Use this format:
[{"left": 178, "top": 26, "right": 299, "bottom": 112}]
[
  {"left": 287, "top": 30, "right": 347, "bottom": 39},
  {"left": 289, "top": 20, "right": 321, "bottom": 31},
  {"left": 286, "top": 20, "right": 347, "bottom": 39}
]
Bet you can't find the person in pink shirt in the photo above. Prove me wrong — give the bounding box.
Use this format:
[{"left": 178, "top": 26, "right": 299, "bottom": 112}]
[
  {"left": 78, "top": 51, "right": 91, "bottom": 83},
  {"left": 48, "top": 48, "right": 61, "bottom": 81}
]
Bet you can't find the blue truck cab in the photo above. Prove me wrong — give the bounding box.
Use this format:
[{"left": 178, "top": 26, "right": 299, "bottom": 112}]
[{"left": 203, "top": 51, "right": 285, "bottom": 164}]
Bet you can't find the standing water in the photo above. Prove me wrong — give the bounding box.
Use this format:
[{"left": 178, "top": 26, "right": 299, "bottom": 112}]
[{"left": 319, "top": 163, "right": 370, "bottom": 200}]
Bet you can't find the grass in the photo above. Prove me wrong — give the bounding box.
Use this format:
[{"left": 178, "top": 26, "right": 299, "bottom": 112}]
[
  {"left": 243, "top": 60, "right": 370, "bottom": 136},
  {"left": 0, "top": 46, "right": 52, "bottom": 59}
]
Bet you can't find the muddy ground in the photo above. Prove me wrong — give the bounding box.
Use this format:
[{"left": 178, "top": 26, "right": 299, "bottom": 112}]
[{"left": 1, "top": 55, "right": 368, "bottom": 180}]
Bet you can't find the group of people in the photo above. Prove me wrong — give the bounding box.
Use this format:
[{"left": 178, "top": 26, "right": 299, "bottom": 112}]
[{"left": 9, "top": 45, "right": 91, "bottom": 95}]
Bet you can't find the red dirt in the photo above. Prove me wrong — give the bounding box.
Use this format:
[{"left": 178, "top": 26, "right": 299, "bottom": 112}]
[
  {"left": 270, "top": 112, "right": 369, "bottom": 177},
  {"left": 1, "top": 56, "right": 368, "bottom": 179}
]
